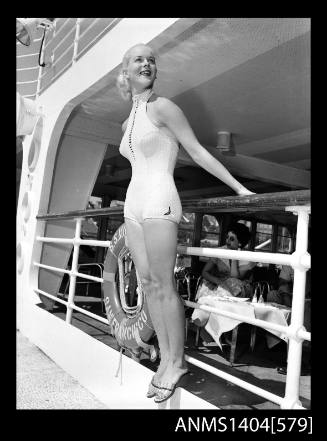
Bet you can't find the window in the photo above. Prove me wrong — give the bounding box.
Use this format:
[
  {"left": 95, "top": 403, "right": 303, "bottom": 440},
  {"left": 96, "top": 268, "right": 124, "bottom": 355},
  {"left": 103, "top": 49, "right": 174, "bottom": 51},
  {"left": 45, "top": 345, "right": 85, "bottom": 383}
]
[
  {"left": 200, "top": 215, "right": 220, "bottom": 248},
  {"left": 177, "top": 212, "right": 195, "bottom": 267},
  {"left": 200, "top": 215, "right": 220, "bottom": 262},
  {"left": 277, "top": 226, "right": 293, "bottom": 254},
  {"left": 255, "top": 223, "right": 273, "bottom": 252},
  {"left": 177, "top": 212, "right": 195, "bottom": 246},
  {"left": 236, "top": 219, "right": 252, "bottom": 250}
]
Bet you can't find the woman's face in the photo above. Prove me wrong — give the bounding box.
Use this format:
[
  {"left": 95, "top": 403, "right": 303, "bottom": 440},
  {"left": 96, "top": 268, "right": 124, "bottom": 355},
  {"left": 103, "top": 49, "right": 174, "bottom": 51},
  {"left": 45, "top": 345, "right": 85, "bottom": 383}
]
[
  {"left": 125, "top": 45, "right": 157, "bottom": 92},
  {"left": 225, "top": 231, "right": 240, "bottom": 250}
]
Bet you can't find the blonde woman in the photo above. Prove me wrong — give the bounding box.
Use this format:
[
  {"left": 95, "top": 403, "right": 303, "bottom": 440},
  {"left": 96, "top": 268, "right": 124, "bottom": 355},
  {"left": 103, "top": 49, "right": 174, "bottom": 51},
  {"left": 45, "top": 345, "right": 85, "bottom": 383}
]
[{"left": 116, "top": 43, "right": 254, "bottom": 403}]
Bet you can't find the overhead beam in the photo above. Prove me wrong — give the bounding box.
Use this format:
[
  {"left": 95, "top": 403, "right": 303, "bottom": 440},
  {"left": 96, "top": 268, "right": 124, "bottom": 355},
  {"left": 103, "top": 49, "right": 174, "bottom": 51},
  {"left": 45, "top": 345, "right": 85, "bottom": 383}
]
[
  {"left": 237, "top": 128, "right": 310, "bottom": 156},
  {"left": 63, "top": 113, "right": 310, "bottom": 189},
  {"left": 177, "top": 146, "right": 310, "bottom": 189}
]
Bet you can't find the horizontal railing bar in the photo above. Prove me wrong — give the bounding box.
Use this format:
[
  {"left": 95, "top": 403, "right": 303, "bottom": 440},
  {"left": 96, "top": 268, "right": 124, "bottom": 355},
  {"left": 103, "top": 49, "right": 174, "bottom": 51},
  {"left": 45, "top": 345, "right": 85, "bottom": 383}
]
[
  {"left": 22, "top": 94, "right": 36, "bottom": 98},
  {"left": 34, "top": 288, "right": 109, "bottom": 324},
  {"left": 34, "top": 262, "right": 103, "bottom": 282},
  {"left": 34, "top": 288, "right": 69, "bottom": 307},
  {"left": 17, "top": 80, "right": 38, "bottom": 85},
  {"left": 178, "top": 246, "right": 310, "bottom": 269},
  {"left": 184, "top": 354, "right": 304, "bottom": 409},
  {"left": 36, "top": 190, "right": 310, "bottom": 221},
  {"left": 78, "top": 18, "right": 101, "bottom": 40},
  {"left": 37, "top": 206, "right": 124, "bottom": 220},
  {"left": 17, "top": 37, "right": 43, "bottom": 45},
  {"left": 71, "top": 272, "right": 103, "bottom": 283},
  {"left": 36, "top": 234, "right": 310, "bottom": 268},
  {"left": 17, "top": 66, "right": 39, "bottom": 72},
  {"left": 185, "top": 300, "right": 310, "bottom": 341},
  {"left": 36, "top": 236, "right": 111, "bottom": 248},
  {"left": 17, "top": 53, "right": 39, "bottom": 58},
  {"left": 40, "top": 44, "right": 74, "bottom": 79},
  {"left": 34, "top": 262, "right": 71, "bottom": 275},
  {"left": 50, "top": 26, "right": 76, "bottom": 55},
  {"left": 38, "top": 61, "right": 73, "bottom": 93},
  {"left": 182, "top": 189, "right": 310, "bottom": 213},
  {"left": 43, "top": 18, "right": 71, "bottom": 49}
]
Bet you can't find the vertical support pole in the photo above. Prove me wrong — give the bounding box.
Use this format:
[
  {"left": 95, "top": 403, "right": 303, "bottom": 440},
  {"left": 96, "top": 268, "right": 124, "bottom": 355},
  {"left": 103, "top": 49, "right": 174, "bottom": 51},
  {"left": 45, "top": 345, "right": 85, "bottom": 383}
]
[
  {"left": 191, "top": 212, "right": 203, "bottom": 273},
  {"left": 72, "top": 18, "right": 81, "bottom": 64},
  {"left": 66, "top": 218, "right": 83, "bottom": 323},
  {"left": 282, "top": 206, "right": 310, "bottom": 408}
]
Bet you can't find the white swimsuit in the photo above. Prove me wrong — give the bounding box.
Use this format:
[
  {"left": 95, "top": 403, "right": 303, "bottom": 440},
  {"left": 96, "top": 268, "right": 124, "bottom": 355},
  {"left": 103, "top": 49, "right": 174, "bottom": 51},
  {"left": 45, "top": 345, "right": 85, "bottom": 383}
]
[{"left": 119, "top": 89, "right": 182, "bottom": 224}]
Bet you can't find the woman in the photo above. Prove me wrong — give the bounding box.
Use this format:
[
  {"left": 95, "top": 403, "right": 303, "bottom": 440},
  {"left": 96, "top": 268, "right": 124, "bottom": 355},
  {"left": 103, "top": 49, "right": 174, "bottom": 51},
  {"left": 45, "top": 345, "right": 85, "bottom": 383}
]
[
  {"left": 116, "top": 43, "right": 254, "bottom": 403},
  {"left": 200, "top": 222, "right": 255, "bottom": 299}
]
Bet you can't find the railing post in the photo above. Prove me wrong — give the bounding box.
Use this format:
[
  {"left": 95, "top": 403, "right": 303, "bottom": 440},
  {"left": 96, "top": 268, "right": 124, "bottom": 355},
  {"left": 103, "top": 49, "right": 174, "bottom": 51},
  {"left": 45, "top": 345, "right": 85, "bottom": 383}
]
[
  {"left": 66, "top": 217, "right": 83, "bottom": 323},
  {"left": 72, "top": 18, "right": 81, "bottom": 64},
  {"left": 282, "top": 205, "right": 310, "bottom": 408},
  {"left": 36, "top": 20, "right": 56, "bottom": 98}
]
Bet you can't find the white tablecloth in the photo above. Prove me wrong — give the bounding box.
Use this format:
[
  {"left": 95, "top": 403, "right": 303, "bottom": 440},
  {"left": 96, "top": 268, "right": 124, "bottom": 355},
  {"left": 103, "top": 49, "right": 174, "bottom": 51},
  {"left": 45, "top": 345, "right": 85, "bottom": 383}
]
[{"left": 191, "top": 295, "right": 291, "bottom": 349}]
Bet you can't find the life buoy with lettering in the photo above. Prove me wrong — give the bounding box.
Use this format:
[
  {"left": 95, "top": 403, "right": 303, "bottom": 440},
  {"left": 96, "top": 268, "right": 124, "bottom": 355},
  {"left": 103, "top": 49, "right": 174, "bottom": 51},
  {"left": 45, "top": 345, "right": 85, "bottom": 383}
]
[{"left": 102, "top": 223, "right": 154, "bottom": 352}]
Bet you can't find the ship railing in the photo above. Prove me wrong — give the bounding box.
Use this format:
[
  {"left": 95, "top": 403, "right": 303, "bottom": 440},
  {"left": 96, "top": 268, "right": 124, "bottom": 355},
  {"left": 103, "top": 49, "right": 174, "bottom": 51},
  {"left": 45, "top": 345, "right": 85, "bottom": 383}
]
[
  {"left": 34, "top": 189, "right": 311, "bottom": 409},
  {"left": 17, "top": 18, "right": 122, "bottom": 99}
]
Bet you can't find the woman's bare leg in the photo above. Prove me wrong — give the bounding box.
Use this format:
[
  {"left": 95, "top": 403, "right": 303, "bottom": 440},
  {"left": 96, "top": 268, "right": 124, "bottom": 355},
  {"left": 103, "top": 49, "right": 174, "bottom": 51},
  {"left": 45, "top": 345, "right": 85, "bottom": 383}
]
[
  {"left": 143, "top": 219, "right": 188, "bottom": 385},
  {"left": 125, "top": 218, "right": 170, "bottom": 378}
]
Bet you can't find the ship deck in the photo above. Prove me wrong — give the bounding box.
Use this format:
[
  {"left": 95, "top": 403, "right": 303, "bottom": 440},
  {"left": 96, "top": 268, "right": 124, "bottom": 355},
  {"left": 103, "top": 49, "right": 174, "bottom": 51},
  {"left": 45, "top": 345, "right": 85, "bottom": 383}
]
[{"left": 40, "top": 296, "right": 311, "bottom": 410}]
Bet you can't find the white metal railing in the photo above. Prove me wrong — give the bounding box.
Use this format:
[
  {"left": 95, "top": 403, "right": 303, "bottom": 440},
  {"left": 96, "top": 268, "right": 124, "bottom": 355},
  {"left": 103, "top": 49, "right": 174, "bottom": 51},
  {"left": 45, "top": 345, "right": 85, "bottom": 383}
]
[
  {"left": 34, "top": 18, "right": 121, "bottom": 97},
  {"left": 33, "top": 193, "right": 310, "bottom": 409}
]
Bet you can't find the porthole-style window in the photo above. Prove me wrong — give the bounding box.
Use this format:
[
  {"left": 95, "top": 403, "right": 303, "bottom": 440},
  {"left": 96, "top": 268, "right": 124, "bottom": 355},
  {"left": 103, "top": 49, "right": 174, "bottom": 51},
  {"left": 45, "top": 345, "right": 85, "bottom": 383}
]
[
  {"left": 22, "top": 192, "right": 32, "bottom": 222},
  {"left": 17, "top": 243, "right": 24, "bottom": 274},
  {"left": 28, "top": 117, "right": 43, "bottom": 172}
]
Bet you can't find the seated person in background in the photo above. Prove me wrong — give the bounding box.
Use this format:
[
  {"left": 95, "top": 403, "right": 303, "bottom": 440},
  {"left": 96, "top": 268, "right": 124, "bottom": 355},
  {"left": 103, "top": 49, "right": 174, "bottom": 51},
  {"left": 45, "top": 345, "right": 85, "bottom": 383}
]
[
  {"left": 266, "top": 265, "right": 293, "bottom": 307},
  {"left": 198, "top": 222, "right": 256, "bottom": 299},
  {"left": 267, "top": 265, "right": 311, "bottom": 375},
  {"left": 267, "top": 265, "right": 311, "bottom": 308}
]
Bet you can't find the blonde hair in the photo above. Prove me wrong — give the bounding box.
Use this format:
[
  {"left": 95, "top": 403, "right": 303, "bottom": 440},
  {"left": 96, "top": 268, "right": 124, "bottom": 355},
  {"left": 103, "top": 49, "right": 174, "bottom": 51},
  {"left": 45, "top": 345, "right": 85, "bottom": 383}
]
[{"left": 116, "top": 43, "right": 156, "bottom": 102}]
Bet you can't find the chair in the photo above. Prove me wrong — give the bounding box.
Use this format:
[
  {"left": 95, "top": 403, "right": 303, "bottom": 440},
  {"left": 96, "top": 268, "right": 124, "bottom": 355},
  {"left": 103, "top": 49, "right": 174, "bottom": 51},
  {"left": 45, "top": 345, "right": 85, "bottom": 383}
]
[
  {"left": 193, "top": 279, "right": 272, "bottom": 365},
  {"left": 63, "top": 263, "right": 104, "bottom": 305},
  {"left": 245, "top": 280, "right": 272, "bottom": 355},
  {"left": 175, "top": 269, "right": 200, "bottom": 340}
]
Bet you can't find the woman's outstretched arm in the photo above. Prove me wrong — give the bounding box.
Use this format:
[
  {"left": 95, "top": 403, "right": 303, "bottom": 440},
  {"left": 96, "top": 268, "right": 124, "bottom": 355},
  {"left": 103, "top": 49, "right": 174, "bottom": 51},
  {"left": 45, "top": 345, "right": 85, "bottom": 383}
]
[{"left": 154, "top": 97, "right": 254, "bottom": 196}]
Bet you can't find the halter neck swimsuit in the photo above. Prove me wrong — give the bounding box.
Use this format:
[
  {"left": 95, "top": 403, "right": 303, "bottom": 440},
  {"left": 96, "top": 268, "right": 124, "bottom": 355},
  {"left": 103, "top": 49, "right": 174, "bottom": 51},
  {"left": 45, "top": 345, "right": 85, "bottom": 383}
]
[{"left": 119, "top": 89, "right": 182, "bottom": 224}]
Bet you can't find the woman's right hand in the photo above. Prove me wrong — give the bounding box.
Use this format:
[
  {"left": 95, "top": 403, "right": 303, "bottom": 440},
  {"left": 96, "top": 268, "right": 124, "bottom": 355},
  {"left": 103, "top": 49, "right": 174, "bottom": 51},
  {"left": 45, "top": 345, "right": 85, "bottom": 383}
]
[{"left": 236, "top": 188, "right": 256, "bottom": 196}]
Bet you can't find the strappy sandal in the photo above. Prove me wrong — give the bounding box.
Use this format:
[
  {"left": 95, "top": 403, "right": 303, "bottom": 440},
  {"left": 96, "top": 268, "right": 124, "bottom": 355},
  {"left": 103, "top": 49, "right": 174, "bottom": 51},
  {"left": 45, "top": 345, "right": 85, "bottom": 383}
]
[
  {"left": 153, "top": 371, "right": 189, "bottom": 404},
  {"left": 146, "top": 375, "right": 161, "bottom": 398}
]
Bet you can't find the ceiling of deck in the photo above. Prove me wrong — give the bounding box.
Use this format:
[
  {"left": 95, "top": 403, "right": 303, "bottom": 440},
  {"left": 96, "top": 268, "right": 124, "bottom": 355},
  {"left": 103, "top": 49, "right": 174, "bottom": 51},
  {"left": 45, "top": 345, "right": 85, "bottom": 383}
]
[{"left": 17, "top": 18, "right": 311, "bottom": 214}]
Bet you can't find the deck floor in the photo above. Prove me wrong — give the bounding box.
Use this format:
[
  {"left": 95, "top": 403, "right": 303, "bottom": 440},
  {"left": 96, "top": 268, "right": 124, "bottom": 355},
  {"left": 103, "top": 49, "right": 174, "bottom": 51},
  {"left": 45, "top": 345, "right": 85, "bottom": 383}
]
[{"left": 47, "top": 297, "right": 311, "bottom": 410}]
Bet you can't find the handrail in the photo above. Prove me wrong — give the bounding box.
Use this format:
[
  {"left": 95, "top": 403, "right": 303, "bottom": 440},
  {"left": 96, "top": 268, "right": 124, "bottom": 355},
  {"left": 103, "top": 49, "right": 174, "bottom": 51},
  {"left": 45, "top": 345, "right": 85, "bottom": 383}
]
[
  {"left": 43, "top": 18, "right": 71, "bottom": 49},
  {"left": 17, "top": 66, "right": 39, "bottom": 72},
  {"left": 34, "top": 190, "right": 310, "bottom": 409},
  {"left": 36, "top": 190, "right": 310, "bottom": 221},
  {"left": 36, "top": 18, "right": 121, "bottom": 96}
]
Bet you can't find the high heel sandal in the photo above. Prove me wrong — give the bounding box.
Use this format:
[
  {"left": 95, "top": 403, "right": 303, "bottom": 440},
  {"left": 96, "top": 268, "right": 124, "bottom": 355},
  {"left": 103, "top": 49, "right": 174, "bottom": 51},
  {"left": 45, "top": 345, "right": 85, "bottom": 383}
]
[
  {"left": 146, "top": 375, "right": 161, "bottom": 398},
  {"left": 153, "top": 371, "right": 190, "bottom": 404}
]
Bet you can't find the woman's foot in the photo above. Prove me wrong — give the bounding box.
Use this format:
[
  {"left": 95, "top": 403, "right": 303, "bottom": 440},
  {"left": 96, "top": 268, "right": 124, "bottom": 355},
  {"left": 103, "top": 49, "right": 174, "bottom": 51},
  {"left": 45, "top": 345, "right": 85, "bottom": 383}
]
[
  {"left": 156, "top": 364, "right": 189, "bottom": 387},
  {"left": 153, "top": 369, "right": 190, "bottom": 403}
]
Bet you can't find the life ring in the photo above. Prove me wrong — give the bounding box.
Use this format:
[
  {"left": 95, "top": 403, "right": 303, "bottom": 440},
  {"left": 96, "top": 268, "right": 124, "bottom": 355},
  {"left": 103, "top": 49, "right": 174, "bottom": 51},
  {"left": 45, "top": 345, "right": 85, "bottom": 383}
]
[{"left": 102, "top": 223, "right": 155, "bottom": 353}]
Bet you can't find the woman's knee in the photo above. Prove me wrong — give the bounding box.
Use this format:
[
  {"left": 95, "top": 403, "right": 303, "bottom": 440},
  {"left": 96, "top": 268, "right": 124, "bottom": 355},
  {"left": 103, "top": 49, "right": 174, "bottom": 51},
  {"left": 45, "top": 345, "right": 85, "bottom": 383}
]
[
  {"left": 150, "top": 273, "right": 176, "bottom": 299},
  {"left": 139, "top": 274, "right": 152, "bottom": 294}
]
